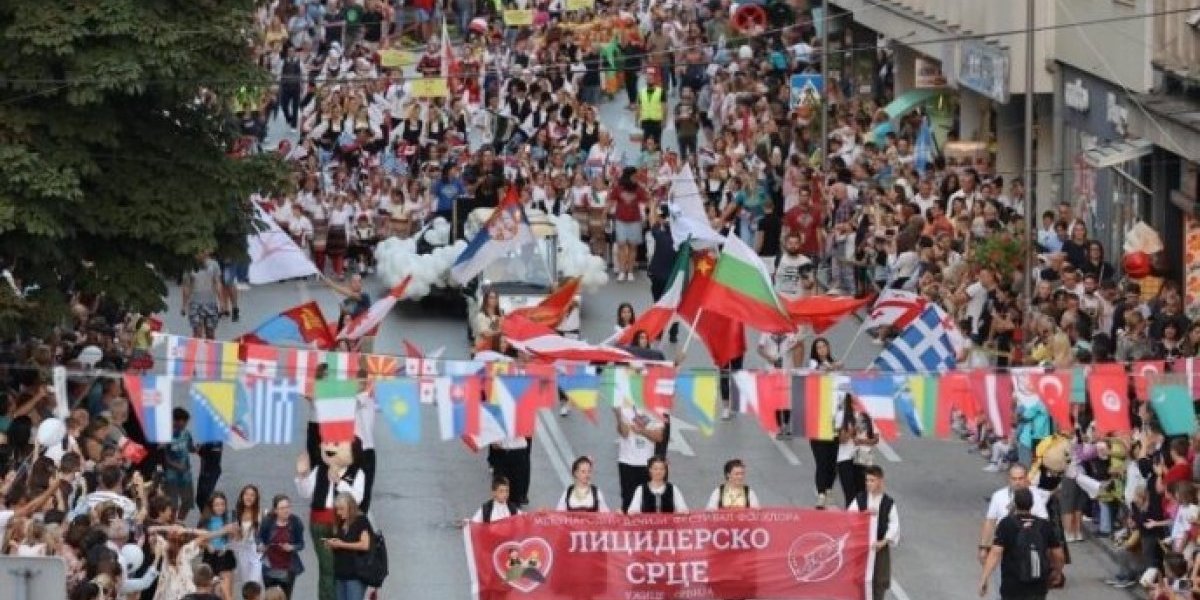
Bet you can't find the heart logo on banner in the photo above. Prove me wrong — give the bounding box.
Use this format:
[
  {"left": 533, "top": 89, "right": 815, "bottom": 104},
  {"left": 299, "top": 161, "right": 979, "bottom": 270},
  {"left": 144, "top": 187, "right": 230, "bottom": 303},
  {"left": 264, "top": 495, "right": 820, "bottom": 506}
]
[{"left": 493, "top": 537, "right": 554, "bottom": 593}]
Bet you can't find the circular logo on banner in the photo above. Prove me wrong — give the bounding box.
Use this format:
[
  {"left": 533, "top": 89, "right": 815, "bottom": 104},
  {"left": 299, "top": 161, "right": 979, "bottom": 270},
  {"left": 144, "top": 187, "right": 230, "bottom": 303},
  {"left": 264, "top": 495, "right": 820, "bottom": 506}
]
[
  {"left": 1101, "top": 390, "right": 1122, "bottom": 413},
  {"left": 493, "top": 537, "right": 554, "bottom": 593},
  {"left": 787, "top": 532, "right": 848, "bottom": 583}
]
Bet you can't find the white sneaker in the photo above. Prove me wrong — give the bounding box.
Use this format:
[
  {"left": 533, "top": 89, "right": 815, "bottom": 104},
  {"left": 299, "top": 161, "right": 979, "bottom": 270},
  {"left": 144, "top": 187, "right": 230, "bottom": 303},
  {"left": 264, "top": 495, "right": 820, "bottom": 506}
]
[
  {"left": 982, "top": 463, "right": 1001, "bottom": 472},
  {"left": 559, "top": 404, "right": 570, "bottom": 417},
  {"left": 720, "top": 406, "right": 732, "bottom": 420},
  {"left": 816, "top": 492, "right": 828, "bottom": 509},
  {"left": 236, "top": 282, "right": 251, "bottom": 291}
]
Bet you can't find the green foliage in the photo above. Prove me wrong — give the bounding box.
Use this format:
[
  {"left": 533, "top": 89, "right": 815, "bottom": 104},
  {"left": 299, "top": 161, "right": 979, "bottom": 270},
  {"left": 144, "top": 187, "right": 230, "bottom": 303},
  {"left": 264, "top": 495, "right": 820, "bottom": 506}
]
[
  {"left": 972, "top": 234, "right": 1025, "bottom": 284},
  {"left": 0, "top": 0, "right": 288, "bottom": 334}
]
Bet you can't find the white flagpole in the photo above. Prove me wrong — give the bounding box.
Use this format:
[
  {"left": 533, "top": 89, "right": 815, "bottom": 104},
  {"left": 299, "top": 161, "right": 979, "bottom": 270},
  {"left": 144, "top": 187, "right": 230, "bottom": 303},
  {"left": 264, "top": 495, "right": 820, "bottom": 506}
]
[{"left": 680, "top": 308, "right": 704, "bottom": 356}]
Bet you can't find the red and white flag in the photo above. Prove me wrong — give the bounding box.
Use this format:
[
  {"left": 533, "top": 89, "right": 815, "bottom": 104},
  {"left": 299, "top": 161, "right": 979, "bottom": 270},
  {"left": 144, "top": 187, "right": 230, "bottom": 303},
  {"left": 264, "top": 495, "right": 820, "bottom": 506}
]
[
  {"left": 502, "top": 314, "right": 635, "bottom": 363},
  {"left": 972, "top": 371, "right": 1014, "bottom": 438},
  {"left": 1024, "top": 369, "right": 1073, "bottom": 431},
  {"left": 337, "top": 276, "right": 412, "bottom": 341},
  {"left": 1088, "top": 363, "right": 1131, "bottom": 434},
  {"left": 862, "top": 289, "right": 928, "bottom": 331}
]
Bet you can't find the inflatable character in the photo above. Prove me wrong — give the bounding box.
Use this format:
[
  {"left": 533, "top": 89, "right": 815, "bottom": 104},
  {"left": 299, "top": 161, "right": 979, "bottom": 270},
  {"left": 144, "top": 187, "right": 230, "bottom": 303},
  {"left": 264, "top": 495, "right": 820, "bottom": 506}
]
[{"left": 296, "top": 422, "right": 366, "bottom": 600}]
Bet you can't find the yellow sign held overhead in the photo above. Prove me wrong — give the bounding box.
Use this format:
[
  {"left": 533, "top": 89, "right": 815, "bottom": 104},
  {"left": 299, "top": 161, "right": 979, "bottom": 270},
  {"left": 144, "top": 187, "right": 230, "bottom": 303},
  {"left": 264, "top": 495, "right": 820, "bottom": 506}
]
[
  {"left": 379, "top": 49, "right": 414, "bottom": 69},
  {"left": 503, "top": 9, "right": 534, "bottom": 26},
  {"left": 565, "top": 0, "right": 594, "bottom": 10},
  {"left": 410, "top": 77, "right": 450, "bottom": 98}
]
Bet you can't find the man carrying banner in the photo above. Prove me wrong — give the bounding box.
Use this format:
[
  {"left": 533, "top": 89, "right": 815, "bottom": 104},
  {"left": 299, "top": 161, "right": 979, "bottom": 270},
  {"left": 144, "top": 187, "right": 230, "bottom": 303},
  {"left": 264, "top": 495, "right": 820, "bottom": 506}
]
[{"left": 848, "top": 465, "right": 899, "bottom": 600}]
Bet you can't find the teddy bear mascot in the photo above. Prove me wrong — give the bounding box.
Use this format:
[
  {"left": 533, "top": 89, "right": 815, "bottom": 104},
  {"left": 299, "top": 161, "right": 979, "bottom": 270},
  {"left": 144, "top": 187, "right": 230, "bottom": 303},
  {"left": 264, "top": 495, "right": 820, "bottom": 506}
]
[{"left": 296, "top": 417, "right": 366, "bottom": 600}]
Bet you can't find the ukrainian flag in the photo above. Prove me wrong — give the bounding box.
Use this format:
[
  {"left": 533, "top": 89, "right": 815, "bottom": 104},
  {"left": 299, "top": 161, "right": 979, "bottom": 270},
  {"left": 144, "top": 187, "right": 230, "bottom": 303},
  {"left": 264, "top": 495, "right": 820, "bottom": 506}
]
[{"left": 558, "top": 374, "right": 601, "bottom": 423}]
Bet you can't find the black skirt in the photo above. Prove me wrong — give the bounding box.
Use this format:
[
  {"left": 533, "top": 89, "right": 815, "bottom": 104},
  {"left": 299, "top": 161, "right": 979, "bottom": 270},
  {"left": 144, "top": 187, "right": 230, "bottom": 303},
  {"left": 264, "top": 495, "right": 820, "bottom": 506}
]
[{"left": 203, "top": 549, "right": 237, "bottom": 574}]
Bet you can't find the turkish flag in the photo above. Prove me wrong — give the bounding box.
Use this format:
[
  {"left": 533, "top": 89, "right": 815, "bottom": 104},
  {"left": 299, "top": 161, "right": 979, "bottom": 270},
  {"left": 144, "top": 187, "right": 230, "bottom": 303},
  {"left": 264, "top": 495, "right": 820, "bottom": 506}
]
[
  {"left": 1088, "top": 363, "right": 1131, "bottom": 434},
  {"left": 1132, "top": 360, "right": 1166, "bottom": 401},
  {"left": 1029, "top": 370, "right": 1073, "bottom": 431},
  {"left": 678, "top": 250, "right": 746, "bottom": 366}
]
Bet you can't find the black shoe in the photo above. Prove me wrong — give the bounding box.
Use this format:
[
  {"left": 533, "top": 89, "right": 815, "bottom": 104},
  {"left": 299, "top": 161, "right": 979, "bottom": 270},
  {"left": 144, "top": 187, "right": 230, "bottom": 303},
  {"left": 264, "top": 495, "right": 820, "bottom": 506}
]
[{"left": 232, "top": 307, "right": 240, "bottom": 323}]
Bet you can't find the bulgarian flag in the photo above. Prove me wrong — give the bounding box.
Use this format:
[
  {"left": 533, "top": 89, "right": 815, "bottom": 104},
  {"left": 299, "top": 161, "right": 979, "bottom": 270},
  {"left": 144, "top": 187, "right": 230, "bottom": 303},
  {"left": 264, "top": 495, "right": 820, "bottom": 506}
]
[
  {"left": 700, "top": 232, "right": 793, "bottom": 334},
  {"left": 313, "top": 380, "right": 359, "bottom": 443},
  {"left": 609, "top": 242, "right": 691, "bottom": 346}
]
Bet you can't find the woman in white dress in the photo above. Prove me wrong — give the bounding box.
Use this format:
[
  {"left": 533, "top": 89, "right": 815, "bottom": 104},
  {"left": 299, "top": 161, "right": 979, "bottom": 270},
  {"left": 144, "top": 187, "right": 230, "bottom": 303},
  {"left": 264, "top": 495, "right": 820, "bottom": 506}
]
[
  {"left": 555, "top": 457, "right": 610, "bottom": 513},
  {"left": 233, "top": 484, "right": 264, "bottom": 589}
]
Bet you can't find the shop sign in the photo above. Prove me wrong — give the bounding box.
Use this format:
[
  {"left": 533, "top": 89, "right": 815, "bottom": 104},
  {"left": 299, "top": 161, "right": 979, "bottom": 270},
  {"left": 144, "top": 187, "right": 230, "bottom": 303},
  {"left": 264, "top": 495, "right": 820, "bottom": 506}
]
[
  {"left": 1064, "top": 78, "right": 1090, "bottom": 113},
  {"left": 957, "top": 41, "right": 1009, "bottom": 103},
  {"left": 915, "top": 57, "right": 947, "bottom": 88}
]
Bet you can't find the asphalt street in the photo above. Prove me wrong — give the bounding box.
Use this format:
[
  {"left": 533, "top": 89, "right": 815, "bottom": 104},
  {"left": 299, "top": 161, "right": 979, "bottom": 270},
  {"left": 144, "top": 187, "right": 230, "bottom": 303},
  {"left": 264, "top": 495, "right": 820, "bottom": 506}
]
[{"left": 154, "top": 85, "right": 1132, "bottom": 599}]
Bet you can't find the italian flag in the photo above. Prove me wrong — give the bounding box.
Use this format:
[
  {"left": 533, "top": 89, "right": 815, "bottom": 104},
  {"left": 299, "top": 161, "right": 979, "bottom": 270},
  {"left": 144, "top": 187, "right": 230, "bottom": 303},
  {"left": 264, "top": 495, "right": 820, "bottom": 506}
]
[
  {"left": 314, "top": 380, "right": 359, "bottom": 443},
  {"left": 609, "top": 242, "right": 692, "bottom": 346},
  {"left": 701, "top": 232, "right": 794, "bottom": 334}
]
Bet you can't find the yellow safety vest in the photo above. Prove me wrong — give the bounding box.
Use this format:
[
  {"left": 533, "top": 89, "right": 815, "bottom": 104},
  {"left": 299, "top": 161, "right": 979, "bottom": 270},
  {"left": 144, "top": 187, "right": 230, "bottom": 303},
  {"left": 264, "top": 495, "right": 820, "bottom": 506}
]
[{"left": 639, "top": 87, "right": 664, "bottom": 121}]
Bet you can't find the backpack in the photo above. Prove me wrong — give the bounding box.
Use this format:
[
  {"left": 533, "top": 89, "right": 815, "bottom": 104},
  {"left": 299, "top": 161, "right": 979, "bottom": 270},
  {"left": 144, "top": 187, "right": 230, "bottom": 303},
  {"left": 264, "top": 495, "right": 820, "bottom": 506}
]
[
  {"left": 1013, "top": 517, "right": 1049, "bottom": 584},
  {"left": 355, "top": 526, "right": 389, "bottom": 588}
]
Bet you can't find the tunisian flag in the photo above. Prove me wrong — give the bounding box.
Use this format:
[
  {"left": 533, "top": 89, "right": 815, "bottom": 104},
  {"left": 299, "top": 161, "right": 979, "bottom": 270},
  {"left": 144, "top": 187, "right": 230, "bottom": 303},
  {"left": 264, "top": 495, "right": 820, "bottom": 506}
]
[
  {"left": 678, "top": 250, "right": 746, "bottom": 367},
  {"left": 509, "top": 277, "right": 580, "bottom": 329},
  {"left": 1088, "top": 363, "right": 1131, "bottom": 434}
]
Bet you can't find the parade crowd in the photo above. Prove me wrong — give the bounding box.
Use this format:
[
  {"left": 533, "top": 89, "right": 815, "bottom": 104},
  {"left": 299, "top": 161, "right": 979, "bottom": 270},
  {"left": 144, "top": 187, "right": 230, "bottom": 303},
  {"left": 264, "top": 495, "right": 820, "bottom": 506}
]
[{"left": 3, "top": 0, "right": 1200, "bottom": 599}]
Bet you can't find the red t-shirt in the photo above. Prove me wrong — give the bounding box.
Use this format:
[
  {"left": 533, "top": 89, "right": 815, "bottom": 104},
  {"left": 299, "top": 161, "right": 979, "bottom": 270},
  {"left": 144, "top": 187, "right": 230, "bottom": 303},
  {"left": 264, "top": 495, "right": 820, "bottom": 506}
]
[
  {"left": 613, "top": 186, "right": 647, "bottom": 223},
  {"left": 1164, "top": 461, "right": 1193, "bottom": 488},
  {"left": 784, "top": 204, "right": 823, "bottom": 255}
]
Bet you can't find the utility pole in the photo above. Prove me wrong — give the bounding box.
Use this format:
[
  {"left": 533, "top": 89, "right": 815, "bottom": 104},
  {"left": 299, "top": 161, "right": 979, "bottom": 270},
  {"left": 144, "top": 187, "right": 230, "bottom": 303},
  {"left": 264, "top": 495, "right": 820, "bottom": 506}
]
[
  {"left": 1023, "top": 0, "right": 1036, "bottom": 304},
  {"left": 820, "top": 2, "right": 830, "bottom": 167}
]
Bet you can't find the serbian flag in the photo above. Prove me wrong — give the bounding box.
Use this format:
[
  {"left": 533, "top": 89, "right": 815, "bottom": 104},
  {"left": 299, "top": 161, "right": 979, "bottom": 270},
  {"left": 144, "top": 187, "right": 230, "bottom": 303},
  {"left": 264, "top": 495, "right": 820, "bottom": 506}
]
[
  {"left": 509, "top": 277, "right": 580, "bottom": 329},
  {"left": 436, "top": 375, "right": 482, "bottom": 440},
  {"left": 861, "top": 289, "right": 928, "bottom": 331},
  {"left": 732, "top": 370, "right": 789, "bottom": 435},
  {"left": 792, "top": 374, "right": 837, "bottom": 440},
  {"left": 338, "top": 276, "right": 412, "bottom": 341},
  {"left": 1088, "top": 363, "right": 1131, "bottom": 435},
  {"left": 677, "top": 250, "right": 746, "bottom": 367},
  {"left": 608, "top": 243, "right": 691, "bottom": 346},
  {"left": 125, "top": 375, "right": 187, "bottom": 443},
  {"left": 1131, "top": 360, "right": 1166, "bottom": 401},
  {"left": 849, "top": 374, "right": 898, "bottom": 440},
  {"left": 501, "top": 314, "right": 635, "bottom": 363},
  {"left": 238, "top": 301, "right": 336, "bottom": 350},
  {"left": 313, "top": 379, "right": 359, "bottom": 442},
  {"left": 972, "top": 371, "right": 1014, "bottom": 438},
  {"left": 784, "top": 294, "right": 874, "bottom": 334},
  {"left": 450, "top": 188, "right": 533, "bottom": 285}
]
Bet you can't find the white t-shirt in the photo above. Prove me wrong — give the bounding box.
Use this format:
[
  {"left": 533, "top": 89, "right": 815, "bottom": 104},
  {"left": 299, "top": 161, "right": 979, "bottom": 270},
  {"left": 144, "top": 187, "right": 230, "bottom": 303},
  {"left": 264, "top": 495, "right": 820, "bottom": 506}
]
[
  {"left": 758, "top": 332, "right": 802, "bottom": 367},
  {"left": 965, "top": 282, "right": 989, "bottom": 335},
  {"left": 912, "top": 193, "right": 939, "bottom": 217},
  {"left": 616, "top": 407, "right": 662, "bottom": 467},
  {"left": 471, "top": 502, "right": 517, "bottom": 523},
  {"left": 774, "top": 253, "right": 813, "bottom": 298},
  {"left": 355, "top": 392, "right": 376, "bottom": 451},
  {"left": 985, "top": 486, "right": 1050, "bottom": 520}
]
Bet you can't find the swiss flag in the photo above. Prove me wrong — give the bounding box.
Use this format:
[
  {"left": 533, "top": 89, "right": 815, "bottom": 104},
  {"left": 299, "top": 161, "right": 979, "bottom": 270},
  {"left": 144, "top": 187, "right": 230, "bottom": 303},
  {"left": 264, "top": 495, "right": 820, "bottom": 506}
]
[
  {"left": 1028, "top": 370, "right": 1073, "bottom": 431},
  {"left": 972, "top": 371, "right": 1014, "bottom": 438},
  {"left": 1088, "top": 363, "right": 1131, "bottom": 434},
  {"left": 936, "top": 372, "right": 975, "bottom": 433},
  {"left": 1132, "top": 360, "right": 1166, "bottom": 401}
]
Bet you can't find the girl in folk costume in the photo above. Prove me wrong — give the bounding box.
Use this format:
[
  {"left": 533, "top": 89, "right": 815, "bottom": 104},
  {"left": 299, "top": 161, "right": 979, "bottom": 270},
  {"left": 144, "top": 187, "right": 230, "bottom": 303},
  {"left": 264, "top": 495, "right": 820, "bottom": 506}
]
[
  {"left": 628, "top": 456, "right": 688, "bottom": 514},
  {"left": 556, "top": 456, "right": 611, "bottom": 512},
  {"left": 295, "top": 420, "right": 366, "bottom": 600},
  {"left": 706, "top": 459, "right": 762, "bottom": 510}
]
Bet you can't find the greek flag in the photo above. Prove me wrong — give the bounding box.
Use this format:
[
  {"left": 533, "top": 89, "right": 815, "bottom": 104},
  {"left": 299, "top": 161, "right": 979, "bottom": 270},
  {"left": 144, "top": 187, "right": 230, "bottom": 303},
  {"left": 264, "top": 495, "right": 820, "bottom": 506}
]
[
  {"left": 246, "top": 378, "right": 301, "bottom": 445},
  {"left": 874, "top": 305, "right": 957, "bottom": 373}
]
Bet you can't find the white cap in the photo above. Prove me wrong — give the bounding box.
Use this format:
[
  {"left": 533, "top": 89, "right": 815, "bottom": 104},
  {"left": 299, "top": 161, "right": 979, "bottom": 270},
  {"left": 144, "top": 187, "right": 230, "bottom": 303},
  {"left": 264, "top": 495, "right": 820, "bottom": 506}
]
[{"left": 120, "top": 544, "right": 145, "bottom": 573}]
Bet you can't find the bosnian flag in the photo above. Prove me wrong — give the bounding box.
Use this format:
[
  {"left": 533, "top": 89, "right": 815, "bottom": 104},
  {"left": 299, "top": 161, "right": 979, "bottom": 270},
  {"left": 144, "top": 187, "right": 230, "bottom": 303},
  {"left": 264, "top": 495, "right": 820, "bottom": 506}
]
[
  {"left": 501, "top": 314, "right": 635, "bottom": 363},
  {"left": 607, "top": 243, "right": 691, "bottom": 346},
  {"left": 849, "top": 375, "right": 899, "bottom": 440},
  {"left": 125, "top": 375, "right": 186, "bottom": 443},
  {"left": 338, "top": 276, "right": 412, "bottom": 340},
  {"left": 862, "top": 289, "right": 928, "bottom": 331},
  {"left": 450, "top": 188, "right": 533, "bottom": 285}
]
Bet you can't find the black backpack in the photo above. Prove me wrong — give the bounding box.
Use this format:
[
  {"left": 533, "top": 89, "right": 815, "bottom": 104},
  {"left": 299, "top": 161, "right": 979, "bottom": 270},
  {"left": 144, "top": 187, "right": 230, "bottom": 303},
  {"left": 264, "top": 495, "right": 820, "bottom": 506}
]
[
  {"left": 1013, "top": 517, "right": 1049, "bottom": 584},
  {"left": 355, "top": 526, "right": 389, "bottom": 588}
]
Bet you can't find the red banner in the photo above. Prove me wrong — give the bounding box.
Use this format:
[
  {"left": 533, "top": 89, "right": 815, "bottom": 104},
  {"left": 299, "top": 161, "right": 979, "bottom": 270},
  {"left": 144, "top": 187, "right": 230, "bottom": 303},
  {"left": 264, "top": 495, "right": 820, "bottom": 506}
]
[{"left": 466, "top": 509, "right": 873, "bottom": 600}]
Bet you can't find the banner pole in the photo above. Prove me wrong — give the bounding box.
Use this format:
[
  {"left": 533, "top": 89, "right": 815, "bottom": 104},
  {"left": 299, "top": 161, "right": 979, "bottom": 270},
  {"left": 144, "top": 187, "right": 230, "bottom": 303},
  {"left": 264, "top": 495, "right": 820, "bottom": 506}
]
[
  {"left": 680, "top": 308, "right": 704, "bottom": 356},
  {"left": 841, "top": 320, "right": 869, "bottom": 366}
]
